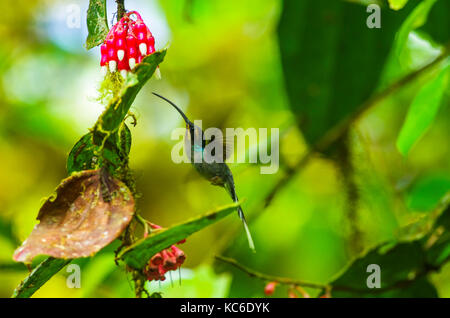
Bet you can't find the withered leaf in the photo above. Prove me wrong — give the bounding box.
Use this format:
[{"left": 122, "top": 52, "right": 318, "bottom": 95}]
[{"left": 13, "top": 169, "right": 134, "bottom": 263}]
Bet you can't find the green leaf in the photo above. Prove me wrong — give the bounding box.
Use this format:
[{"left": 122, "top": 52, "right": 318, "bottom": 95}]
[
  {"left": 331, "top": 241, "right": 439, "bottom": 297},
  {"left": 419, "top": 0, "right": 450, "bottom": 44},
  {"left": 67, "top": 123, "right": 132, "bottom": 176},
  {"left": 277, "top": 0, "right": 417, "bottom": 147},
  {"left": 67, "top": 132, "right": 97, "bottom": 173},
  {"left": 426, "top": 206, "right": 450, "bottom": 267},
  {"left": 119, "top": 202, "right": 240, "bottom": 269},
  {"left": 94, "top": 50, "right": 166, "bottom": 136},
  {"left": 12, "top": 257, "right": 71, "bottom": 298},
  {"left": 86, "top": 0, "right": 109, "bottom": 50},
  {"left": 331, "top": 242, "right": 426, "bottom": 296},
  {"left": 396, "top": 60, "right": 449, "bottom": 156},
  {"left": 119, "top": 123, "right": 132, "bottom": 157},
  {"left": 330, "top": 206, "right": 450, "bottom": 297},
  {"left": 389, "top": 0, "right": 409, "bottom": 11},
  {"left": 406, "top": 174, "right": 450, "bottom": 211},
  {"left": 394, "top": 0, "right": 438, "bottom": 59}
]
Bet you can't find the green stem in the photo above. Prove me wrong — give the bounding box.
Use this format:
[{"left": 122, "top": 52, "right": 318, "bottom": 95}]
[
  {"left": 116, "top": 0, "right": 126, "bottom": 20},
  {"left": 215, "top": 255, "right": 328, "bottom": 290},
  {"left": 215, "top": 255, "right": 441, "bottom": 295}
]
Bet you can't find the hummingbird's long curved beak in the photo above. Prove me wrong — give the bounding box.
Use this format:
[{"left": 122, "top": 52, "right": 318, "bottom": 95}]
[{"left": 152, "top": 92, "right": 192, "bottom": 126}]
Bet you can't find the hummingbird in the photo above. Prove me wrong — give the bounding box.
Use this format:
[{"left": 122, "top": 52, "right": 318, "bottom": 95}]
[{"left": 153, "top": 92, "right": 255, "bottom": 251}]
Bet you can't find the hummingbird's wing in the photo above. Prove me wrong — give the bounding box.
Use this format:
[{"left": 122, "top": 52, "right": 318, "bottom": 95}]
[
  {"left": 204, "top": 135, "right": 234, "bottom": 163},
  {"left": 222, "top": 137, "right": 234, "bottom": 161}
]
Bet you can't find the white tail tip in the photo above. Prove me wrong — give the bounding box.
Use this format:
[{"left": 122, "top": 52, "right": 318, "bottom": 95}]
[
  {"left": 129, "top": 58, "right": 136, "bottom": 70},
  {"left": 139, "top": 43, "right": 147, "bottom": 56},
  {"left": 243, "top": 220, "right": 256, "bottom": 252},
  {"left": 108, "top": 60, "right": 117, "bottom": 73},
  {"left": 117, "top": 50, "right": 125, "bottom": 61}
]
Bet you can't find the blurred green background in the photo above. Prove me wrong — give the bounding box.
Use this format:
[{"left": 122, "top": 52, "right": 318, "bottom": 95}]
[{"left": 0, "top": 0, "right": 449, "bottom": 297}]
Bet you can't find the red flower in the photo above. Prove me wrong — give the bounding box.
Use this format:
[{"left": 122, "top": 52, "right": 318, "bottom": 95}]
[
  {"left": 144, "top": 224, "right": 186, "bottom": 282},
  {"left": 100, "top": 11, "right": 156, "bottom": 77}
]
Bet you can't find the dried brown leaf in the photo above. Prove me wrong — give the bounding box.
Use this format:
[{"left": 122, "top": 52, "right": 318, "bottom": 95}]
[{"left": 13, "top": 170, "right": 134, "bottom": 263}]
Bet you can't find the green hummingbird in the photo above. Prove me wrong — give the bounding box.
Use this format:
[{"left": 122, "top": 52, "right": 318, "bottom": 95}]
[{"left": 153, "top": 92, "right": 255, "bottom": 251}]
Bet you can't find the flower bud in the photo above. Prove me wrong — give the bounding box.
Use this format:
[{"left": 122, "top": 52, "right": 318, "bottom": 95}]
[
  {"left": 118, "top": 58, "right": 128, "bottom": 71},
  {"left": 139, "top": 43, "right": 147, "bottom": 56},
  {"left": 151, "top": 252, "right": 163, "bottom": 266},
  {"left": 129, "top": 58, "right": 136, "bottom": 70},
  {"left": 100, "top": 54, "right": 108, "bottom": 66},
  {"left": 114, "top": 22, "right": 127, "bottom": 38},
  {"left": 264, "top": 282, "right": 277, "bottom": 296},
  {"left": 127, "top": 46, "right": 138, "bottom": 58},
  {"left": 171, "top": 246, "right": 186, "bottom": 265},
  {"left": 100, "top": 43, "right": 108, "bottom": 55},
  {"left": 108, "top": 60, "right": 117, "bottom": 73}
]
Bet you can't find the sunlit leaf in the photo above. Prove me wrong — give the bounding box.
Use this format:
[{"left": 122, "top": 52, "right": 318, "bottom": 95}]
[
  {"left": 419, "top": 0, "right": 450, "bottom": 44},
  {"left": 119, "top": 202, "right": 240, "bottom": 269},
  {"left": 396, "top": 60, "right": 449, "bottom": 156},
  {"left": 85, "top": 0, "right": 109, "bottom": 50},
  {"left": 13, "top": 170, "right": 134, "bottom": 263},
  {"left": 406, "top": 174, "right": 450, "bottom": 211},
  {"left": 389, "top": 0, "right": 409, "bottom": 11},
  {"left": 394, "top": 0, "right": 438, "bottom": 59}
]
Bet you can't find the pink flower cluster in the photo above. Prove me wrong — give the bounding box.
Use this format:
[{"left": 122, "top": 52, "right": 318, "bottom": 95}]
[
  {"left": 100, "top": 11, "right": 155, "bottom": 77},
  {"left": 144, "top": 224, "right": 186, "bottom": 282}
]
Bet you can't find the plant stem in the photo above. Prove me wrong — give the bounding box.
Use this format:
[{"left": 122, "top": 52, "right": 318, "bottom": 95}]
[
  {"left": 215, "top": 255, "right": 328, "bottom": 290},
  {"left": 116, "top": 0, "right": 126, "bottom": 20},
  {"left": 216, "top": 255, "right": 441, "bottom": 295}
]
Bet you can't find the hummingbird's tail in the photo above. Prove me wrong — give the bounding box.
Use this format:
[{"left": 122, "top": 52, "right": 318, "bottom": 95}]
[
  {"left": 237, "top": 205, "right": 256, "bottom": 252},
  {"left": 225, "top": 177, "right": 255, "bottom": 252}
]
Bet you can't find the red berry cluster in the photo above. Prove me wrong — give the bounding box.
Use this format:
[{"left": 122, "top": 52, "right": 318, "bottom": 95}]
[
  {"left": 100, "top": 11, "right": 155, "bottom": 77},
  {"left": 144, "top": 224, "right": 186, "bottom": 282}
]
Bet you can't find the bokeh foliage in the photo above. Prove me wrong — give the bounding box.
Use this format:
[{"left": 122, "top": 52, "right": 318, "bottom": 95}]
[{"left": 0, "top": 0, "right": 449, "bottom": 298}]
